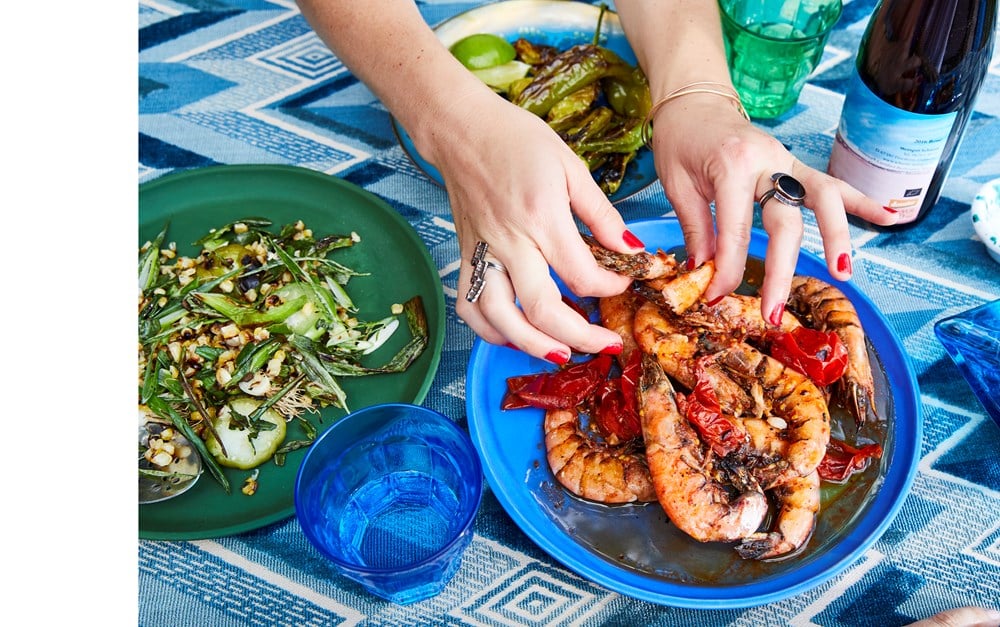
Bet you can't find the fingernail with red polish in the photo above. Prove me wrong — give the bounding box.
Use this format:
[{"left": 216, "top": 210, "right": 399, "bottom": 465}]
[
  {"left": 600, "top": 342, "right": 623, "bottom": 355},
  {"left": 504, "top": 342, "right": 519, "bottom": 351},
  {"left": 622, "top": 229, "right": 644, "bottom": 249},
  {"left": 685, "top": 256, "right": 696, "bottom": 271},
  {"left": 769, "top": 303, "right": 785, "bottom": 326},
  {"left": 706, "top": 295, "right": 725, "bottom": 307},
  {"left": 545, "top": 349, "right": 571, "bottom": 365},
  {"left": 837, "top": 253, "right": 852, "bottom": 274},
  {"left": 883, "top": 206, "right": 898, "bottom": 214}
]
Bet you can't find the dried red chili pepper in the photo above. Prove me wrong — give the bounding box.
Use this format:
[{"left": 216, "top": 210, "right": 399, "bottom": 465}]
[
  {"left": 591, "top": 351, "right": 643, "bottom": 441},
  {"left": 816, "top": 438, "right": 883, "bottom": 483},
  {"left": 769, "top": 326, "right": 848, "bottom": 387},
  {"left": 500, "top": 354, "right": 613, "bottom": 410},
  {"left": 618, "top": 349, "right": 641, "bottom": 416},
  {"left": 591, "top": 380, "right": 640, "bottom": 441},
  {"left": 684, "top": 371, "right": 746, "bottom": 457}
]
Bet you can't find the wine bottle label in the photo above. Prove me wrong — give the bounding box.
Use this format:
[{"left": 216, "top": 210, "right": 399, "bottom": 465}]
[{"left": 828, "top": 71, "right": 958, "bottom": 223}]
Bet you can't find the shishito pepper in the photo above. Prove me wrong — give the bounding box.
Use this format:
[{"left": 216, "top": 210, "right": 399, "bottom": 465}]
[
  {"left": 512, "top": 43, "right": 635, "bottom": 117},
  {"left": 512, "top": 37, "right": 560, "bottom": 66},
  {"left": 594, "top": 151, "right": 635, "bottom": 195},
  {"left": 561, "top": 106, "right": 615, "bottom": 148},
  {"left": 602, "top": 67, "right": 651, "bottom": 119},
  {"left": 546, "top": 83, "right": 600, "bottom": 123},
  {"left": 575, "top": 116, "right": 646, "bottom": 155}
]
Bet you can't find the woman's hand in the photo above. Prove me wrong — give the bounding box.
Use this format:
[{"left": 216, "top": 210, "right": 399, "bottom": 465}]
[
  {"left": 295, "top": 0, "right": 645, "bottom": 363},
  {"left": 419, "top": 90, "right": 643, "bottom": 362},
  {"left": 907, "top": 606, "right": 1000, "bottom": 627},
  {"left": 646, "top": 93, "right": 899, "bottom": 324}
]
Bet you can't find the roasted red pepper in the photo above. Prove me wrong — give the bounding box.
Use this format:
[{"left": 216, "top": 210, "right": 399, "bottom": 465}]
[
  {"left": 817, "top": 438, "right": 883, "bottom": 483},
  {"left": 500, "top": 354, "right": 613, "bottom": 410},
  {"left": 683, "top": 371, "right": 747, "bottom": 457},
  {"left": 769, "top": 326, "right": 848, "bottom": 387},
  {"left": 591, "top": 350, "right": 642, "bottom": 441}
]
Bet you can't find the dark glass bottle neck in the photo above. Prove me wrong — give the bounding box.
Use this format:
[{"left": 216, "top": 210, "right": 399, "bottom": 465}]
[{"left": 857, "top": 0, "right": 998, "bottom": 113}]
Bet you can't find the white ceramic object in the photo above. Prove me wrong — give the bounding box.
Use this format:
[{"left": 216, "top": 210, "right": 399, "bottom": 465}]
[{"left": 971, "top": 177, "right": 1000, "bottom": 265}]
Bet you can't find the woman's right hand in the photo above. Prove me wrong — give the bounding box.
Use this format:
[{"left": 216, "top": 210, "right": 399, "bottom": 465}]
[{"left": 414, "top": 89, "right": 644, "bottom": 363}]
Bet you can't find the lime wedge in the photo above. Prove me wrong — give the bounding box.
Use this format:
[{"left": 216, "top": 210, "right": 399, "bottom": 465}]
[
  {"left": 450, "top": 33, "right": 516, "bottom": 70},
  {"left": 471, "top": 60, "right": 531, "bottom": 90}
]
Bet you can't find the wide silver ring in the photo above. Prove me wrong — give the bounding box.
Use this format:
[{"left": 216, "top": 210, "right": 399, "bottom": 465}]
[
  {"left": 465, "top": 241, "right": 507, "bottom": 303},
  {"left": 758, "top": 172, "right": 806, "bottom": 210}
]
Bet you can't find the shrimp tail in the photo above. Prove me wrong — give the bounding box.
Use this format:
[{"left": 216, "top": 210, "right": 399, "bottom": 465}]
[
  {"left": 839, "top": 379, "right": 877, "bottom": 427},
  {"left": 734, "top": 533, "right": 782, "bottom": 560},
  {"left": 734, "top": 471, "right": 820, "bottom": 560}
]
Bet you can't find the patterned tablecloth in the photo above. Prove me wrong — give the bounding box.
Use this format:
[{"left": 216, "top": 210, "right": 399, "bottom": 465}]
[{"left": 138, "top": 1, "right": 1000, "bottom": 624}]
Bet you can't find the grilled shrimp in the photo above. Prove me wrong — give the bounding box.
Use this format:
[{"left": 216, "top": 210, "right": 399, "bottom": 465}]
[
  {"left": 706, "top": 342, "right": 831, "bottom": 478},
  {"left": 638, "top": 355, "right": 768, "bottom": 542},
  {"left": 683, "top": 293, "right": 802, "bottom": 339},
  {"left": 544, "top": 408, "right": 657, "bottom": 504},
  {"left": 598, "top": 291, "right": 643, "bottom": 367},
  {"left": 633, "top": 300, "right": 763, "bottom": 418},
  {"left": 735, "top": 470, "right": 821, "bottom": 560},
  {"left": 633, "top": 260, "right": 716, "bottom": 315},
  {"left": 583, "top": 234, "right": 679, "bottom": 280},
  {"left": 788, "top": 276, "right": 876, "bottom": 425}
]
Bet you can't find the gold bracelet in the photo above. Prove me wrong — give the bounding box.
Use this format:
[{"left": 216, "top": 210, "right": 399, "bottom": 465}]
[{"left": 641, "top": 81, "right": 750, "bottom": 144}]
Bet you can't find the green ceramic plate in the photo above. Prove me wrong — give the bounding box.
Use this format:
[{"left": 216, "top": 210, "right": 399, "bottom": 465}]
[{"left": 138, "top": 165, "right": 446, "bottom": 540}]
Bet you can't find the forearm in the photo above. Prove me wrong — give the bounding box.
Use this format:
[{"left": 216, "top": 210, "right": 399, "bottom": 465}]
[
  {"left": 614, "top": 0, "right": 733, "bottom": 99},
  {"left": 295, "top": 0, "right": 497, "bottom": 162}
]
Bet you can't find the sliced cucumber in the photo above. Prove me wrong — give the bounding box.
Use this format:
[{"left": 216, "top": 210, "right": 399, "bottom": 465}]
[{"left": 205, "top": 397, "right": 287, "bottom": 470}]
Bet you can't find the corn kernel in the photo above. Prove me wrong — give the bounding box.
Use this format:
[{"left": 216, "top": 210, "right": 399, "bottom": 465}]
[{"left": 151, "top": 451, "right": 174, "bottom": 467}]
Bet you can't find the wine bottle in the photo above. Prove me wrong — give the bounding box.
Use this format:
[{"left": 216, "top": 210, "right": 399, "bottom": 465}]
[{"left": 827, "top": 0, "right": 998, "bottom": 228}]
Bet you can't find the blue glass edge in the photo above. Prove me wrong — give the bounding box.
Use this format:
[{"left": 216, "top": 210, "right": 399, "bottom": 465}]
[{"left": 933, "top": 299, "right": 1000, "bottom": 428}]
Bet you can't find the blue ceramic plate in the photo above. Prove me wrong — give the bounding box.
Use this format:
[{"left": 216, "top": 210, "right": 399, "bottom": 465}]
[
  {"left": 466, "top": 218, "right": 921, "bottom": 608},
  {"left": 392, "top": 0, "right": 657, "bottom": 204}
]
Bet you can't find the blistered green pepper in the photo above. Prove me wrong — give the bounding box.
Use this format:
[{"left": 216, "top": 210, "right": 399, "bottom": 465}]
[
  {"left": 603, "top": 67, "right": 651, "bottom": 119},
  {"left": 596, "top": 151, "right": 636, "bottom": 195},
  {"left": 512, "top": 37, "right": 560, "bottom": 66},
  {"left": 512, "top": 44, "right": 634, "bottom": 117},
  {"left": 575, "top": 117, "right": 646, "bottom": 155},
  {"left": 546, "top": 83, "right": 600, "bottom": 124},
  {"left": 561, "top": 107, "right": 615, "bottom": 149}
]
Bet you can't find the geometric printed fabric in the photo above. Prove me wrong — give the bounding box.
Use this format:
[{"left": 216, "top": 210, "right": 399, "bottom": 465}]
[{"left": 139, "top": 0, "right": 1000, "bottom": 624}]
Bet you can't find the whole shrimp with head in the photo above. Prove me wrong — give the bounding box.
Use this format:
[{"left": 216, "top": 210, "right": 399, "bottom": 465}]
[{"left": 788, "top": 276, "right": 876, "bottom": 426}]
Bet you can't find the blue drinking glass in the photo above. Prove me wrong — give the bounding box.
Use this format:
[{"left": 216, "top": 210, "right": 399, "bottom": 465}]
[
  {"left": 294, "top": 403, "right": 484, "bottom": 604},
  {"left": 935, "top": 299, "right": 1000, "bottom": 430}
]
